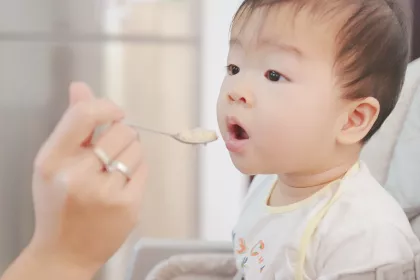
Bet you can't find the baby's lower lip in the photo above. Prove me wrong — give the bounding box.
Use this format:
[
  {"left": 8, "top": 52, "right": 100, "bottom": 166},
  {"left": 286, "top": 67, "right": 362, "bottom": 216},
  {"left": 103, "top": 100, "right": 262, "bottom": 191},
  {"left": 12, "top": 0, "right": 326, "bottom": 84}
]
[{"left": 225, "top": 132, "right": 249, "bottom": 153}]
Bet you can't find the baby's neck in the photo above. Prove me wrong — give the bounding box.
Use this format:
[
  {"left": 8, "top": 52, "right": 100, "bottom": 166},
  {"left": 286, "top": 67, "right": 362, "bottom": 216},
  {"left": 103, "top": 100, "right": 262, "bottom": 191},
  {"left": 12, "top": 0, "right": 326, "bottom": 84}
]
[
  {"left": 268, "top": 157, "right": 359, "bottom": 207},
  {"left": 279, "top": 161, "right": 357, "bottom": 188}
]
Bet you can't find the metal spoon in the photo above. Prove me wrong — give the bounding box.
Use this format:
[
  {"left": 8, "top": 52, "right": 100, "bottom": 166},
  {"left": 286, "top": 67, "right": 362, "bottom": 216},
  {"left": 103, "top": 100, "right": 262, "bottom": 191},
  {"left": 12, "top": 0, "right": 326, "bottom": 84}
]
[{"left": 126, "top": 123, "right": 218, "bottom": 145}]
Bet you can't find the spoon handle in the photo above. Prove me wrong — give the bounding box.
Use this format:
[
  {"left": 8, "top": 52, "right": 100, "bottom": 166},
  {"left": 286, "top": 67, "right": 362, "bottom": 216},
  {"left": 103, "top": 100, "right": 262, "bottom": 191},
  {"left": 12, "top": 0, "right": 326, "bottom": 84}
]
[{"left": 126, "top": 123, "right": 172, "bottom": 137}]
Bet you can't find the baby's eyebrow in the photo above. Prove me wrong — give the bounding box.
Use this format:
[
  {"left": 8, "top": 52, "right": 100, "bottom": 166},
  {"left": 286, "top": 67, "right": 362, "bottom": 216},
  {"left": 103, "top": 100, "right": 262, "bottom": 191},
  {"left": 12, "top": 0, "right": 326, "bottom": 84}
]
[
  {"left": 229, "top": 37, "right": 302, "bottom": 58},
  {"left": 229, "top": 37, "right": 242, "bottom": 47},
  {"left": 258, "top": 38, "right": 303, "bottom": 58}
]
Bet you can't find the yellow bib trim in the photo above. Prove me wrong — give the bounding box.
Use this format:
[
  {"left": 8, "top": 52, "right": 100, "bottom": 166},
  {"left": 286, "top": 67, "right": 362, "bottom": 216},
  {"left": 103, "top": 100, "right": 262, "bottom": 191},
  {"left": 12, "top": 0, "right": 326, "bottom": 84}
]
[{"left": 294, "top": 162, "right": 360, "bottom": 280}]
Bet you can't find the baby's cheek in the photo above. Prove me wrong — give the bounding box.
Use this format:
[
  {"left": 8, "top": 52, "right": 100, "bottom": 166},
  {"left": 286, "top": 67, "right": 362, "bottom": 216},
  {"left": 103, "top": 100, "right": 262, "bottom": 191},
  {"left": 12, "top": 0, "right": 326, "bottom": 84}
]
[{"left": 258, "top": 111, "right": 316, "bottom": 153}]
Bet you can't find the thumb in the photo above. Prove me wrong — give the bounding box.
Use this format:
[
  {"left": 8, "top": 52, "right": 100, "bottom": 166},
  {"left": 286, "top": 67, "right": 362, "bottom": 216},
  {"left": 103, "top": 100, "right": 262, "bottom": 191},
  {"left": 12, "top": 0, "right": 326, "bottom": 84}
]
[{"left": 69, "top": 82, "right": 95, "bottom": 106}]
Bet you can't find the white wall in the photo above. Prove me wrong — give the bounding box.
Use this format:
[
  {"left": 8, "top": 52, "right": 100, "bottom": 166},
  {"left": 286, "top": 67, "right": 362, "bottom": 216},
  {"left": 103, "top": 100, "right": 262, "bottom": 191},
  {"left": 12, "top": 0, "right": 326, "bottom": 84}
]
[{"left": 199, "top": 0, "right": 248, "bottom": 241}]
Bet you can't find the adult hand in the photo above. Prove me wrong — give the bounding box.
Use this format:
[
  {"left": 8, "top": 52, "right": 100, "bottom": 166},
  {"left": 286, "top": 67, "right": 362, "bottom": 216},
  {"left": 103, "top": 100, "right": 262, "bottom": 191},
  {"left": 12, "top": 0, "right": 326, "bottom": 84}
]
[{"left": 1, "top": 82, "right": 148, "bottom": 280}]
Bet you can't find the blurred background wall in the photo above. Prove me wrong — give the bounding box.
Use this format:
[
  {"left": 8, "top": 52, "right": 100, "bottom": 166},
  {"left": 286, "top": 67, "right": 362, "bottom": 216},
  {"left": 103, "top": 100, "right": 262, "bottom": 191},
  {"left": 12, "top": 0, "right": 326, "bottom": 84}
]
[{"left": 0, "top": 0, "right": 246, "bottom": 279}]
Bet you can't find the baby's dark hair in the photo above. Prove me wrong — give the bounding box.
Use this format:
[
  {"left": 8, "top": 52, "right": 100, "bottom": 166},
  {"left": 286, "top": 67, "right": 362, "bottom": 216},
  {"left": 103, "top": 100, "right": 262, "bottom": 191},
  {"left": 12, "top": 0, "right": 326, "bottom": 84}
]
[{"left": 233, "top": 0, "right": 410, "bottom": 142}]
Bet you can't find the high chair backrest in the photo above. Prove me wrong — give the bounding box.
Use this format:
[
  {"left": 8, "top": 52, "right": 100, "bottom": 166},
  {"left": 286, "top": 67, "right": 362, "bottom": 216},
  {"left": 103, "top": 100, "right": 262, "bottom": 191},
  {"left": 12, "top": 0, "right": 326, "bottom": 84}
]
[
  {"left": 358, "top": 58, "right": 420, "bottom": 279},
  {"left": 362, "top": 57, "right": 420, "bottom": 239},
  {"left": 336, "top": 255, "right": 420, "bottom": 279}
]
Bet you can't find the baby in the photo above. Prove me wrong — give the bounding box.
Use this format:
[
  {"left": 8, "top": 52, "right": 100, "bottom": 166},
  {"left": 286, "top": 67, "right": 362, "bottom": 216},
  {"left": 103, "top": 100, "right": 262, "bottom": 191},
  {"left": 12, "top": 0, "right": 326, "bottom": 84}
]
[{"left": 216, "top": 0, "right": 420, "bottom": 279}]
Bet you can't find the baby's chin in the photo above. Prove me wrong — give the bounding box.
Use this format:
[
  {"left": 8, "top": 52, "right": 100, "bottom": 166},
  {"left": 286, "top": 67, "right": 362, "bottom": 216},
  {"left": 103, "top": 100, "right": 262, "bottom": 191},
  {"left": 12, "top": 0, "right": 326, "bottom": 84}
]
[
  {"left": 230, "top": 153, "right": 290, "bottom": 176},
  {"left": 230, "top": 155, "right": 262, "bottom": 176}
]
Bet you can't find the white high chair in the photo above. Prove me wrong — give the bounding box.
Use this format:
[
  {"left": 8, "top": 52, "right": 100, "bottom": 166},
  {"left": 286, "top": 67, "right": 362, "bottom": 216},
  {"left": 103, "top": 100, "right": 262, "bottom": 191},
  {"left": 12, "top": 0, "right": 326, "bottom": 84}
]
[
  {"left": 126, "top": 58, "right": 420, "bottom": 280},
  {"left": 348, "top": 59, "right": 420, "bottom": 279}
]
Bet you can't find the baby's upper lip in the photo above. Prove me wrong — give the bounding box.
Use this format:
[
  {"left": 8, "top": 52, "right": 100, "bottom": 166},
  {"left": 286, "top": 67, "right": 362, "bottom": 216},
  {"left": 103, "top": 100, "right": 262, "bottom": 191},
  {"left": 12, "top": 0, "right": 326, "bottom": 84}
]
[
  {"left": 226, "top": 116, "right": 249, "bottom": 133},
  {"left": 226, "top": 115, "right": 241, "bottom": 127}
]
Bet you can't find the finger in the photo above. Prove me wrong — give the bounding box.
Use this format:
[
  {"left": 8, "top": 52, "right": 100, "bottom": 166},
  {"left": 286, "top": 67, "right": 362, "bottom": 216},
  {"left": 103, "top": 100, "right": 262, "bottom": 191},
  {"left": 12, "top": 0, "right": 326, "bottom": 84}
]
[
  {"left": 106, "top": 139, "right": 144, "bottom": 189},
  {"left": 53, "top": 152, "right": 107, "bottom": 202},
  {"left": 89, "top": 122, "right": 138, "bottom": 170},
  {"left": 69, "top": 82, "right": 97, "bottom": 145},
  {"left": 122, "top": 162, "right": 148, "bottom": 205},
  {"left": 69, "top": 82, "right": 95, "bottom": 106},
  {"left": 48, "top": 99, "right": 125, "bottom": 153}
]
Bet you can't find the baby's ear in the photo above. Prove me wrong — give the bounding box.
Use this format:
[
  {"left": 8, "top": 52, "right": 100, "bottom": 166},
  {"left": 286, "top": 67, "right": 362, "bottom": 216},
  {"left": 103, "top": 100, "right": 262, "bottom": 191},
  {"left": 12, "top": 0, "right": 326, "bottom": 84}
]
[{"left": 337, "top": 97, "right": 380, "bottom": 145}]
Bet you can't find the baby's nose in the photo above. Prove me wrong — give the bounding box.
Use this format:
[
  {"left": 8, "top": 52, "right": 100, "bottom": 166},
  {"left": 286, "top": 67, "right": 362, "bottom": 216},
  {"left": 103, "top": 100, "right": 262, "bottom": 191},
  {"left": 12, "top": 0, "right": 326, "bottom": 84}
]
[{"left": 227, "top": 92, "right": 254, "bottom": 108}]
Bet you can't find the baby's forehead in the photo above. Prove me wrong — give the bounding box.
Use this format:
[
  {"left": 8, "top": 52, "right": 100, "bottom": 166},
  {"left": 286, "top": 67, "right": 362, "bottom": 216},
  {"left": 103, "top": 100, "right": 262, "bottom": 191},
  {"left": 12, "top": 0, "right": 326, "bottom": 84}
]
[{"left": 230, "top": 4, "right": 344, "bottom": 58}]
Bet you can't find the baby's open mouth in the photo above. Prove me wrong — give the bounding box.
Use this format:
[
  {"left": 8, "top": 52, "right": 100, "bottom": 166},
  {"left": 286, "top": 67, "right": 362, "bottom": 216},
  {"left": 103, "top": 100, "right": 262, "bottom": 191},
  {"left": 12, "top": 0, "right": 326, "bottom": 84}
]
[
  {"left": 229, "top": 123, "right": 249, "bottom": 140},
  {"left": 225, "top": 116, "right": 249, "bottom": 153}
]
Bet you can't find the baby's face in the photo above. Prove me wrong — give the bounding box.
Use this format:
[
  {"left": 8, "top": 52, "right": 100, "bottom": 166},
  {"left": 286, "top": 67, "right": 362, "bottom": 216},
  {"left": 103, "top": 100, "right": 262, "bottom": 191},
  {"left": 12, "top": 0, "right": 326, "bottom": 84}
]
[{"left": 217, "top": 5, "right": 348, "bottom": 175}]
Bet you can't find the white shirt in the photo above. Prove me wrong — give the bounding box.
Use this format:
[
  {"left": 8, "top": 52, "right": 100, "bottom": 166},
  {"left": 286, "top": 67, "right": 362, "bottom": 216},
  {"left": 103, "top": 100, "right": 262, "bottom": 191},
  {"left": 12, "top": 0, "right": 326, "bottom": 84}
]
[{"left": 232, "top": 162, "right": 420, "bottom": 280}]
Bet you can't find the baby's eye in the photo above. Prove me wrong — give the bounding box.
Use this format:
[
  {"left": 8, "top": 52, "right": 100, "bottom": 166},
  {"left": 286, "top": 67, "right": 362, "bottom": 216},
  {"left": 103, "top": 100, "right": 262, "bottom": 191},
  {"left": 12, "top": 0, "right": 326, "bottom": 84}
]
[
  {"left": 227, "top": 64, "right": 240, "bottom": 75},
  {"left": 264, "top": 70, "right": 287, "bottom": 82}
]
